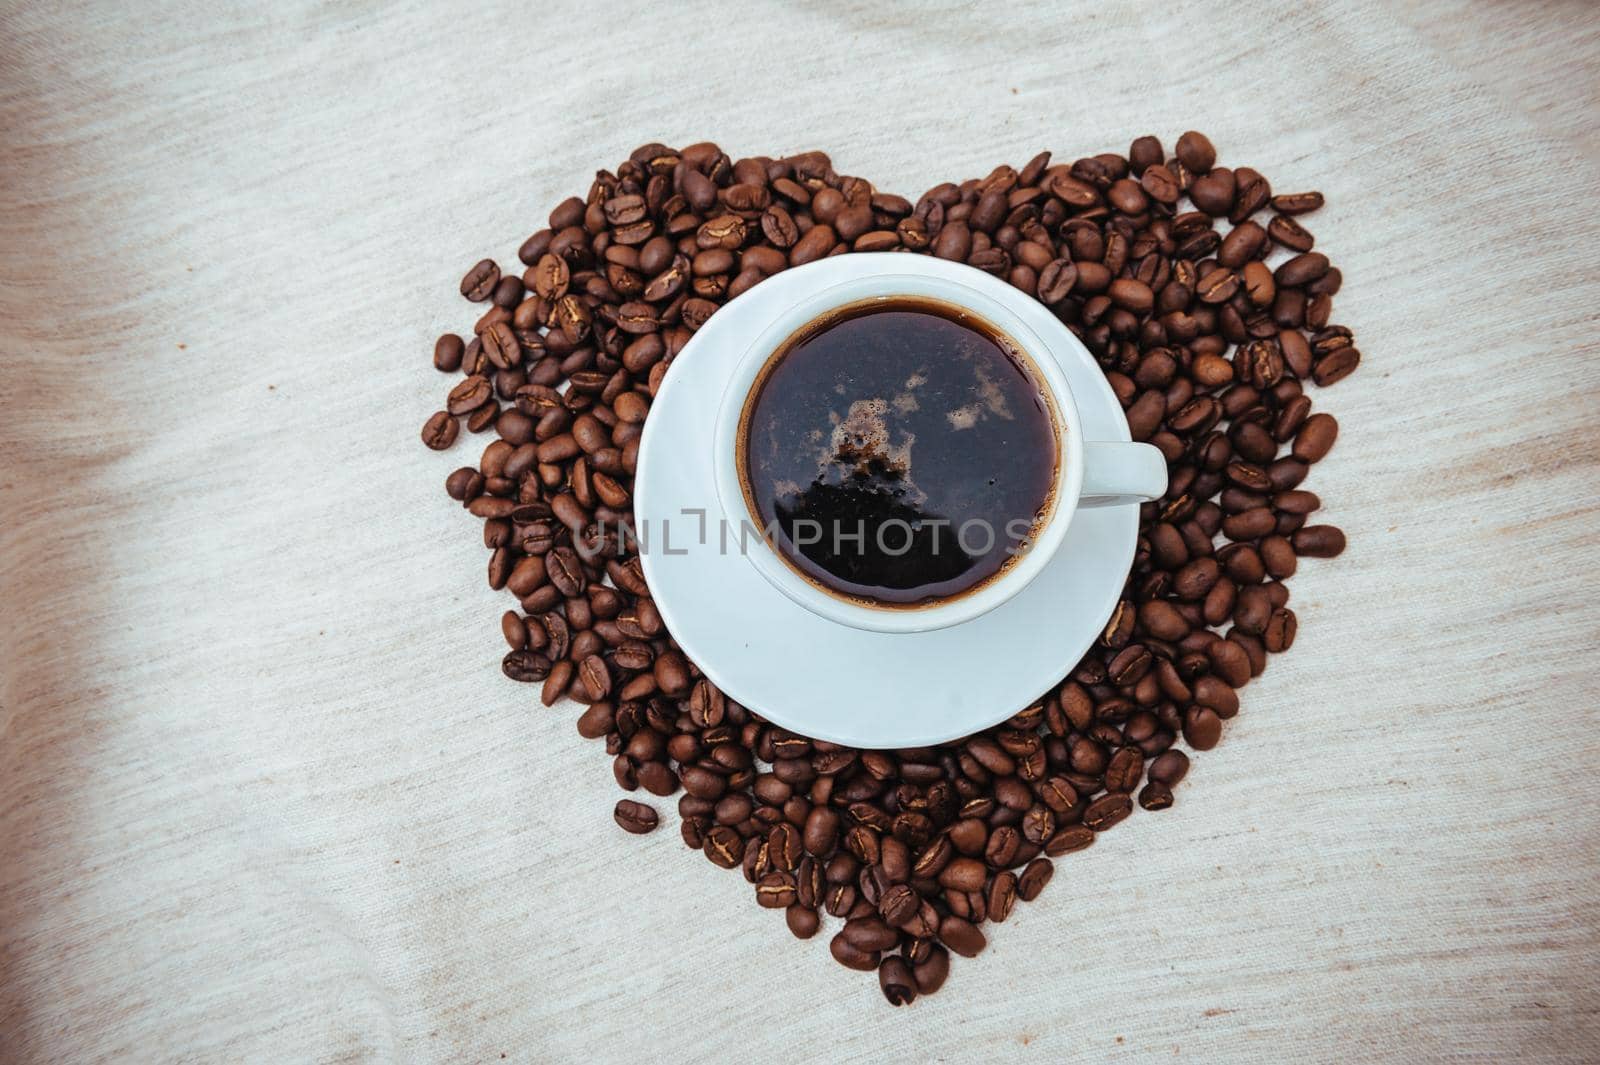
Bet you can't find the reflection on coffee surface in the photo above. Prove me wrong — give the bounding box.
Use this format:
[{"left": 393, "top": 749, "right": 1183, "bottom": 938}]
[{"left": 739, "top": 298, "right": 1059, "bottom": 606}]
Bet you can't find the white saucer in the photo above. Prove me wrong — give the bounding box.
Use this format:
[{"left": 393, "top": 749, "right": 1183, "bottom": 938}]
[{"left": 634, "top": 255, "right": 1137, "bottom": 749}]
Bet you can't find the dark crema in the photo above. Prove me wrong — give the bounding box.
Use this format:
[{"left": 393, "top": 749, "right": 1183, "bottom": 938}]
[{"left": 738, "top": 297, "right": 1060, "bottom": 607}]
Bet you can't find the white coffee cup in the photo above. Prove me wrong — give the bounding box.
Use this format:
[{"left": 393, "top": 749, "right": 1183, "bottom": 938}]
[{"left": 711, "top": 265, "right": 1166, "bottom": 634}]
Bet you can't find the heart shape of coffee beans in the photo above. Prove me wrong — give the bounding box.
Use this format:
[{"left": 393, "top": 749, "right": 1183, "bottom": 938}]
[{"left": 422, "top": 134, "right": 1352, "bottom": 1005}]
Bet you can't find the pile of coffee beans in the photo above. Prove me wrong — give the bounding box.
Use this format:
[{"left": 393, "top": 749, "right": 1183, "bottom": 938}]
[{"left": 421, "top": 134, "right": 1351, "bottom": 1005}]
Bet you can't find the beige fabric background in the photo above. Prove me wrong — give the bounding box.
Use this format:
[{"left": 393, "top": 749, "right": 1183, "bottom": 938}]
[{"left": 2, "top": 1, "right": 1598, "bottom": 1061}]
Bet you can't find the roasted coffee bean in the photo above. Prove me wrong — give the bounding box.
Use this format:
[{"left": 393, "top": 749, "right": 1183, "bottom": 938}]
[
  {"left": 1104, "top": 748, "right": 1145, "bottom": 793},
  {"left": 447, "top": 374, "right": 492, "bottom": 415},
  {"left": 1269, "top": 214, "right": 1316, "bottom": 252},
  {"left": 577, "top": 655, "right": 611, "bottom": 700},
  {"left": 1189, "top": 169, "right": 1236, "bottom": 215},
  {"left": 786, "top": 904, "right": 820, "bottom": 939},
  {"left": 1231, "top": 167, "right": 1271, "bottom": 223},
  {"left": 421, "top": 410, "right": 459, "bottom": 450},
  {"left": 1175, "top": 130, "right": 1216, "bottom": 173},
  {"left": 501, "top": 649, "right": 551, "bottom": 683},
  {"left": 879, "top": 956, "right": 917, "bottom": 1006},
  {"left": 1198, "top": 268, "right": 1240, "bottom": 304},
  {"left": 985, "top": 826, "right": 1021, "bottom": 868},
  {"left": 1149, "top": 749, "right": 1190, "bottom": 785},
  {"left": 703, "top": 825, "right": 744, "bottom": 869},
  {"left": 986, "top": 871, "right": 1019, "bottom": 923},
  {"left": 1016, "top": 857, "right": 1054, "bottom": 901},
  {"left": 1264, "top": 608, "right": 1298, "bottom": 652},
  {"left": 756, "top": 872, "right": 799, "bottom": 909},
  {"left": 614, "top": 799, "right": 659, "bottom": 834},
  {"left": 1139, "top": 781, "right": 1174, "bottom": 810},
  {"left": 804, "top": 806, "right": 841, "bottom": 857},
  {"left": 1183, "top": 706, "right": 1223, "bottom": 750},
  {"left": 546, "top": 546, "right": 583, "bottom": 597},
  {"left": 1083, "top": 793, "right": 1132, "bottom": 831},
  {"left": 1276, "top": 252, "right": 1329, "bottom": 288},
  {"left": 1272, "top": 191, "right": 1324, "bottom": 215},
  {"left": 1140, "top": 164, "right": 1180, "bottom": 204},
  {"left": 1106, "top": 143, "right": 1152, "bottom": 184},
  {"left": 937, "top": 856, "right": 987, "bottom": 893},
  {"left": 1218, "top": 221, "right": 1267, "bottom": 268},
  {"left": 544, "top": 655, "right": 576, "bottom": 703},
  {"left": 879, "top": 883, "right": 920, "bottom": 926},
  {"left": 829, "top": 932, "right": 879, "bottom": 971},
  {"left": 1293, "top": 525, "right": 1347, "bottom": 557},
  {"left": 914, "top": 945, "right": 950, "bottom": 994},
  {"left": 1045, "top": 825, "right": 1094, "bottom": 856},
  {"left": 1313, "top": 347, "right": 1360, "bottom": 386},
  {"left": 937, "top": 916, "right": 986, "bottom": 958},
  {"left": 434, "top": 333, "right": 465, "bottom": 373},
  {"left": 842, "top": 916, "right": 900, "bottom": 953},
  {"left": 1292, "top": 413, "right": 1339, "bottom": 462},
  {"left": 460, "top": 259, "right": 500, "bottom": 302},
  {"left": 576, "top": 700, "right": 614, "bottom": 739}
]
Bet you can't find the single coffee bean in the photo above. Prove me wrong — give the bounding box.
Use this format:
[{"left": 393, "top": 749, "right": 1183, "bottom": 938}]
[
  {"left": 460, "top": 259, "right": 500, "bottom": 302},
  {"left": 1175, "top": 131, "right": 1216, "bottom": 173},
  {"left": 1275, "top": 252, "right": 1329, "bottom": 288},
  {"left": 1292, "top": 524, "right": 1347, "bottom": 557},
  {"left": 987, "top": 871, "right": 1019, "bottom": 922},
  {"left": 1104, "top": 747, "right": 1145, "bottom": 793},
  {"left": 914, "top": 945, "right": 950, "bottom": 994},
  {"left": 540, "top": 659, "right": 573, "bottom": 706},
  {"left": 1140, "top": 164, "right": 1180, "bottom": 204},
  {"left": 546, "top": 546, "right": 583, "bottom": 597},
  {"left": 937, "top": 856, "right": 987, "bottom": 893},
  {"left": 803, "top": 806, "right": 840, "bottom": 857},
  {"left": 756, "top": 872, "right": 799, "bottom": 909},
  {"left": 1149, "top": 749, "right": 1190, "bottom": 785},
  {"left": 937, "top": 915, "right": 986, "bottom": 958},
  {"left": 1183, "top": 706, "right": 1223, "bottom": 750},
  {"left": 1189, "top": 169, "right": 1236, "bottom": 215},
  {"left": 578, "top": 654, "right": 611, "bottom": 700},
  {"left": 1231, "top": 167, "right": 1271, "bottom": 223},
  {"left": 879, "top": 956, "right": 917, "bottom": 1006},
  {"left": 1083, "top": 793, "right": 1133, "bottom": 831},
  {"left": 1268, "top": 214, "right": 1315, "bottom": 252},
  {"left": 829, "top": 931, "right": 879, "bottom": 971},
  {"left": 433, "top": 333, "right": 465, "bottom": 372},
  {"left": 447, "top": 374, "right": 492, "bottom": 415},
  {"left": 1109, "top": 278, "right": 1155, "bottom": 314},
  {"left": 1139, "top": 781, "right": 1174, "bottom": 811},
  {"left": 984, "top": 826, "right": 1021, "bottom": 868},
  {"left": 421, "top": 410, "right": 459, "bottom": 450},
  {"left": 1218, "top": 221, "right": 1267, "bottom": 268},
  {"left": 1198, "top": 268, "right": 1240, "bottom": 304},
  {"left": 842, "top": 916, "right": 900, "bottom": 952},
  {"left": 501, "top": 649, "right": 552, "bottom": 683},
  {"left": 1129, "top": 135, "right": 1163, "bottom": 174},
  {"left": 576, "top": 701, "right": 614, "bottom": 740},
  {"left": 444, "top": 466, "right": 482, "bottom": 502},
  {"left": 1292, "top": 413, "right": 1339, "bottom": 462},
  {"left": 1037, "top": 259, "right": 1078, "bottom": 304},
  {"left": 614, "top": 799, "right": 659, "bottom": 834},
  {"left": 1016, "top": 857, "right": 1054, "bottom": 901},
  {"left": 1264, "top": 607, "right": 1298, "bottom": 652},
  {"left": 786, "top": 904, "right": 820, "bottom": 939},
  {"left": 1312, "top": 347, "right": 1361, "bottom": 386},
  {"left": 1271, "top": 191, "right": 1324, "bottom": 215}
]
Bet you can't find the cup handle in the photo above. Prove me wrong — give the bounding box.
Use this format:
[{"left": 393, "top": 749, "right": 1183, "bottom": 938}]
[{"left": 1079, "top": 441, "right": 1168, "bottom": 508}]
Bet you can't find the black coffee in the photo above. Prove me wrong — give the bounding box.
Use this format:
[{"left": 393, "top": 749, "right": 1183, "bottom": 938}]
[{"left": 739, "top": 297, "right": 1059, "bottom": 606}]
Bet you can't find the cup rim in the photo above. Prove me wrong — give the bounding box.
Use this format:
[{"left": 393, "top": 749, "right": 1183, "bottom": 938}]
[{"left": 710, "top": 268, "right": 1087, "bottom": 634}]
